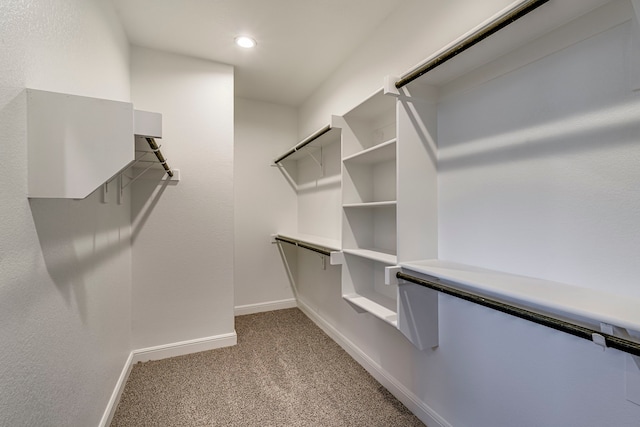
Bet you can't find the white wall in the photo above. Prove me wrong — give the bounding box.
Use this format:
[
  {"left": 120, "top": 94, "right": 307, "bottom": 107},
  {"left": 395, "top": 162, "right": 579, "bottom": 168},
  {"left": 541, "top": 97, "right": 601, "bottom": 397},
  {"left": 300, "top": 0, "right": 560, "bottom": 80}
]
[
  {"left": 0, "top": 1, "right": 132, "bottom": 425},
  {"left": 234, "top": 98, "right": 298, "bottom": 311},
  {"left": 130, "top": 47, "right": 235, "bottom": 349},
  {"left": 294, "top": 0, "right": 640, "bottom": 426}
]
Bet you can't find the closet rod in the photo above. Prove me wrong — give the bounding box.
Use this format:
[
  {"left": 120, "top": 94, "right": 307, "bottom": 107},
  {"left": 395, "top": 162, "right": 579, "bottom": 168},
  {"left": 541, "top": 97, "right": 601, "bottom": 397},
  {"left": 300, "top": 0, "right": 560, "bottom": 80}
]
[
  {"left": 275, "top": 236, "right": 332, "bottom": 257},
  {"left": 395, "top": 0, "right": 550, "bottom": 89},
  {"left": 274, "top": 125, "right": 332, "bottom": 164},
  {"left": 396, "top": 271, "right": 640, "bottom": 358},
  {"left": 145, "top": 137, "right": 174, "bottom": 178}
]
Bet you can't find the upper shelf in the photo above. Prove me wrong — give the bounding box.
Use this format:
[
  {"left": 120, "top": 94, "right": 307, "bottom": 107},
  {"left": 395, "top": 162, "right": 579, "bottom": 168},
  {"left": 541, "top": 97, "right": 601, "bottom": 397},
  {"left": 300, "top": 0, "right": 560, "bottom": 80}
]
[
  {"left": 26, "top": 89, "right": 135, "bottom": 199},
  {"left": 273, "top": 125, "right": 340, "bottom": 164},
  {"left": 394, "top": 0, "right": 618, "bottom": 92},
  {"left": 400, "top": 259, "right": 640, "bottom": 333},
  {"left": 26, "top": 89, "right": 170, "bottom": 199},
  {"left": 342, "top": 138, "right": 396, "bottom": 164}
]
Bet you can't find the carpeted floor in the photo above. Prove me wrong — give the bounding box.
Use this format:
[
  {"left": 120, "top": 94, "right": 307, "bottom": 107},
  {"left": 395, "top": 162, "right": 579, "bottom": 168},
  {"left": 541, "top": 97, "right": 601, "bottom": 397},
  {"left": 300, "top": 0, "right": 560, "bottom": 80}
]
[{"left": 111, "top": 308, "right": 425, "bottom": 426}]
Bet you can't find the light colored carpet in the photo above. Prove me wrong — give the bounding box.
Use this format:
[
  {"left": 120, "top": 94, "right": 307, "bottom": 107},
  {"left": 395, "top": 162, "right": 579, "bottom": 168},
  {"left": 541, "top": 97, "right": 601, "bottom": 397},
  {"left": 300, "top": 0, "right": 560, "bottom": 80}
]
[{"left": 111, "top": 308, "right": 425, "bottom": 426}]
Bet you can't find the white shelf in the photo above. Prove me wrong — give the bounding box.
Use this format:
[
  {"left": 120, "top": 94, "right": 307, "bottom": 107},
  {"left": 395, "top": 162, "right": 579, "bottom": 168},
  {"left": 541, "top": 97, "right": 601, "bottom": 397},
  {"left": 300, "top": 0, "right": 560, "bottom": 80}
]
[
  {"left": 342, "top": 138, "right": 396, "bottom": 164},
  {"left": 276, "top": 232, "right": 341, "bottom": 252},
  {"left": 343, "top": 293, "right": 398, "bottom": 326},
  {"left": 343, "top": 201, "right": 396, "bottom": 209},
  {"left": 26, "top": 89, "right": 135, "bottom": 199},
  {"left": 400, "top": 259, "right": 640, "bottom": 332},
  {"left": 343, "top": 248, "right": 397, "bottom": 265}
]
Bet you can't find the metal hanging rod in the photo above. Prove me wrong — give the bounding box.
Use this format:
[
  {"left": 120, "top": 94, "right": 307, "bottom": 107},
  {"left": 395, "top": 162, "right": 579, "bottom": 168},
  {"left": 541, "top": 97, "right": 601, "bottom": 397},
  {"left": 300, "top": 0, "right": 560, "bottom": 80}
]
[
  {"left": 274, "top": 125, "right": 332, "bottom": 164},
  {"left": 274, "top": 236, "right": 332, "bottom": 257},
  {"left": 145, "top": 137, "right": 174, "bottom": 178},
  {"left": 395, "top": 0, "right": 550, "bottom": 89},
  {"left": 396, "top": 271, "right": 640, "bottom": 358}
]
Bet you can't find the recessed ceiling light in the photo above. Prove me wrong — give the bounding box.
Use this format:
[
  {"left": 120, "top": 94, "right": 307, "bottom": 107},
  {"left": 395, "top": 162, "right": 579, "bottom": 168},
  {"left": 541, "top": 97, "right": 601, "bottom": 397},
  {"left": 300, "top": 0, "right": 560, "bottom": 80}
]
[{"left": 235, "top": 36, "right": 257, "bottom": 49}]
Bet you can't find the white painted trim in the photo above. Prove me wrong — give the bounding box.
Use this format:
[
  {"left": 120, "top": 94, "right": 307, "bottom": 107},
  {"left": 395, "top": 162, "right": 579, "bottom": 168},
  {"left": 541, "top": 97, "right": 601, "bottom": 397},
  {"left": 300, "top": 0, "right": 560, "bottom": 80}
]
[
  {"left": 297, "top": 298, "right": 452, "bottom": 427},
  {"left": 234, "top": 298, "right": 298, "bottom": 316},
  {"left": 99, "top": 352, "right": 134, "bottom": 427},
  {"left": 132, "top": 332, "right": 237, "bottom": 363}
]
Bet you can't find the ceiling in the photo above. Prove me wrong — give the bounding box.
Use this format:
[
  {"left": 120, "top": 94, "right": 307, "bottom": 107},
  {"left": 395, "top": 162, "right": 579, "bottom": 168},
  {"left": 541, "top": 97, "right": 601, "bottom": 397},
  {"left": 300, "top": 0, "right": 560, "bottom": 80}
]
[{"left": 111, "top": 0, "right": 406, "bottom": 106}]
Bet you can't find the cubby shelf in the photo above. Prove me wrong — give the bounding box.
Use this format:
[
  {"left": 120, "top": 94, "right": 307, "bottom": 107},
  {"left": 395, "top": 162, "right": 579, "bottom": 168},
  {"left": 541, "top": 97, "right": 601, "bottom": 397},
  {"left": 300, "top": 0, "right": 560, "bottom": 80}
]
[
  {"left": 342, "top": 248, "right": 397, "bottom": 265},
  {"left": 343, "top": 201, "right": 396, "bottom": 208},
  {"left": 400, "top": 259, "right": 640, "bottom": 332},
  {"left": 342, "top": 138, "right": 396, "bottom": 164},
  {"left": 342, "top": 293, "right": 398, "bottom": 326}
]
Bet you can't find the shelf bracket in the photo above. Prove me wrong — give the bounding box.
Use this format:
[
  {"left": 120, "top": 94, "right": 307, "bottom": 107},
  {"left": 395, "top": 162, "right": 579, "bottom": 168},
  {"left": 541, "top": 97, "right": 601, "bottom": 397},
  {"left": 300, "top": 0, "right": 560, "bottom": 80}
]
[{"left": 385, "top": 266, "right": 403, "bottom": 285}]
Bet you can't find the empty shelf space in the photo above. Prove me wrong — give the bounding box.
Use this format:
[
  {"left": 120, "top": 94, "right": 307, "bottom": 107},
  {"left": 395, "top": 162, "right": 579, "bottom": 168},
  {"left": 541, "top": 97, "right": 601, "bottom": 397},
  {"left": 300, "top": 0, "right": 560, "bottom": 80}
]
[
  {"left": 343, "top": 293, "right": 398, "bottom": 326},
  {"left": 343, "top": 248, "right": 397, "bottom": 265},
  {"left": 343, "top": 138, "right": 396, "bottom": 164}
]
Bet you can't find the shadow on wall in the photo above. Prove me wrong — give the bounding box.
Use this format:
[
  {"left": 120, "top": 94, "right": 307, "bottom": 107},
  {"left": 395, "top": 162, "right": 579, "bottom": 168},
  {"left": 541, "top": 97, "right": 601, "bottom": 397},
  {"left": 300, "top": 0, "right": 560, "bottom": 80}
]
[
  {"left": 29, "top": 188, "right": 130, "bottom": 323},
  {"left": 129, "top": 169, "right": 176, "bottom": 244},
  {"left": 437, "top": 97, "right": 640, "bottom": 173}
]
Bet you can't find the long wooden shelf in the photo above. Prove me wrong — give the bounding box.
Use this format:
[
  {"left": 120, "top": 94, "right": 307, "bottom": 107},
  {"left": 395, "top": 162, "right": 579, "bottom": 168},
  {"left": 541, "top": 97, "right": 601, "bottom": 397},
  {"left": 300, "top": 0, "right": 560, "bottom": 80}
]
[{"left": 400, "top": 259, "right": 640, "bottom": 332}]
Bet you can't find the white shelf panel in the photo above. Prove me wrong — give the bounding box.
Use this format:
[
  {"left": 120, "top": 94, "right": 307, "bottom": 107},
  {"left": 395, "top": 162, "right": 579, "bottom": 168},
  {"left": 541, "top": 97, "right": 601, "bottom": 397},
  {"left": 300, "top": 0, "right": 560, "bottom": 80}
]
[
  {"left": 343, "top": 248, "right": 397, "bottom": 265},
  {"left": 343, "top": 138, "right": 396, "bottom": 164},
  {"left": 343, "top": 201, "right": 396, "bottom": 209},
  {"left": 342, "top": 293, "right": 398, "bottom": 326},
  {"left": 276, "top": 232, "right": 341, "bottom": 252},
  {"left": 400, "top": 259, "right": 640, "bottom": 332}
]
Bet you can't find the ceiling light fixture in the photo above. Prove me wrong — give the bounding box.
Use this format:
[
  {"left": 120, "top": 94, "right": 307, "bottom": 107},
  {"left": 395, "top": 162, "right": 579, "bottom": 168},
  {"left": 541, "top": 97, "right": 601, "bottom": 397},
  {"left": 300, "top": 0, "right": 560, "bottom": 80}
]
[{"left": 235, "top": 36, "right": 257, "bottom": 49}]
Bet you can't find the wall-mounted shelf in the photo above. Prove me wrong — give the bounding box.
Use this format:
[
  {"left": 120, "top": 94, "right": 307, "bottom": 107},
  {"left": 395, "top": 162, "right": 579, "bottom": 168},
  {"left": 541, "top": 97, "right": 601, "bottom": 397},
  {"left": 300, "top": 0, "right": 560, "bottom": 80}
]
[
  {"left": 26, "top": 90, "right": 176, "bottom": 200},
  {"left": 397, "top": 259, "right": 640, "bottom": 357},
  {"left": 273, "top": 125, "right": 339, "bottom": 164},
  {"left": 26, "top": 89, "right": 135, "bottom": 199},
  {"left": 273, "top": 232, "right": 341, "bottom": 255},
  {"left": 400, "top": 259, "right": 640, "bottom": 333}
]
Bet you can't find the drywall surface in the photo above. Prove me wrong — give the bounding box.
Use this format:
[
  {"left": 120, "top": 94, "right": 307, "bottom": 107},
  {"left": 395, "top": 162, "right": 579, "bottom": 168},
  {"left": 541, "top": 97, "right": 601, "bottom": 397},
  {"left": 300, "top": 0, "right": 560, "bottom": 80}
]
[
  {"left": 438, "top": 18, "right": 640, "bottom": 298},
  {"left": 0, "top": 1, "right": 132, "bottom": 426},
  {"left": 234, "top": 98, "right": 298, "bottom": 309},
  {"left": 298, "top": 0, "right": 519, "bottom": 137},
  {"left": 294, "top": 0, "right": 640, "bottom": 426},
  {"left": 130, "top": 47, "right": 235, "bottom": 348}
]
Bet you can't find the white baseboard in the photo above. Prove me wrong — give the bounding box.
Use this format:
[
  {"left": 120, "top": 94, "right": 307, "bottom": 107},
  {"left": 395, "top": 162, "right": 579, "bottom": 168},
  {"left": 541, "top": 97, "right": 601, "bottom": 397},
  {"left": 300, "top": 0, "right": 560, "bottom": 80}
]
[
  {"left": 234, "top": 298, "right": 297, "bottom": 316},
  {"left": 297, "top": 298, "right": 452, "bottom": 427},
  {"left": 100, "top": 331, "right": 237, "bottom": 426},
  {"left": 99, "top": 352, "right": 134, "bottom": 427},
  {"left": 132, "top": 332, "right": 237, "bottom": 363}
]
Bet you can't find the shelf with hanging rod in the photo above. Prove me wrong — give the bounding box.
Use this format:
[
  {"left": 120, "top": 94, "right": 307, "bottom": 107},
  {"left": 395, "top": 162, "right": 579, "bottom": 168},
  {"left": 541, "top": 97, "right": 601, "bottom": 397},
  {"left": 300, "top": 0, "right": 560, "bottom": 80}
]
[
  {"left": 393, "top": 259, "right": 640, "bottom": 357},
  {"left": 273, "top": 124, "right": 339, "bottom": 164}
]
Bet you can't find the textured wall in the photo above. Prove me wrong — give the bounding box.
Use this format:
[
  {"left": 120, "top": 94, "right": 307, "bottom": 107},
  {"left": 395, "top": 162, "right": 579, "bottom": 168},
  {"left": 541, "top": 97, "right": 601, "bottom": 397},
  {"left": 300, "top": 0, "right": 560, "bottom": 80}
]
[
  {"left": 0, "top": 1, "right": 132, "bottom": 425},
  {"left": 234, "top": 98, "right": 298, "bottom": 309},
  {"left": 130, "top": 47, "right": 235, "bottom": 349}
]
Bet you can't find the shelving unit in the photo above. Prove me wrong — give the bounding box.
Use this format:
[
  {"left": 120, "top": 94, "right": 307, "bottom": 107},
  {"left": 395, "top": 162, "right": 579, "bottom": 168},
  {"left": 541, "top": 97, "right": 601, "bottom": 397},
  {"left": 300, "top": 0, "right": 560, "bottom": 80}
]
[
  {"left": 336, "top": 89, "right": 400, "bottom": 325},
  {"left": 271, "top": 0, "right": 640, "bottom": 355}
]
